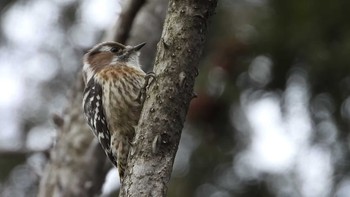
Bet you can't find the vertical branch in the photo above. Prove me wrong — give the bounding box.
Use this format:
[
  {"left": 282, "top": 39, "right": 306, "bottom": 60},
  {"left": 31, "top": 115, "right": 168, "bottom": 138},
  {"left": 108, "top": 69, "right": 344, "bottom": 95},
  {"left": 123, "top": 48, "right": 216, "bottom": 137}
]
[{"left": 120, "top": 0, "right": 218, "bottom": 196}]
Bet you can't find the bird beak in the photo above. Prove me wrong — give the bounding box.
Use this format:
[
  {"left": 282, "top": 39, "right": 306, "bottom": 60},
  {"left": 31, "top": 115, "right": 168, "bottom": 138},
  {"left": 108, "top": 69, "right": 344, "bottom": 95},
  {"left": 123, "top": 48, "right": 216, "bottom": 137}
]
[{"left": 133, "top": 42, "right": 146, "bottom": 51}]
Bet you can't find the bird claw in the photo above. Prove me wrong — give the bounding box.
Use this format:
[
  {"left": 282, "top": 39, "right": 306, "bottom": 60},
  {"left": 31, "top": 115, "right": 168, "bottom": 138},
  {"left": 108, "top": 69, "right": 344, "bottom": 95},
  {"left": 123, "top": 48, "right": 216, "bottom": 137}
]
[{"left": 136, "top": 72, "right": 156, "bottom": 104}]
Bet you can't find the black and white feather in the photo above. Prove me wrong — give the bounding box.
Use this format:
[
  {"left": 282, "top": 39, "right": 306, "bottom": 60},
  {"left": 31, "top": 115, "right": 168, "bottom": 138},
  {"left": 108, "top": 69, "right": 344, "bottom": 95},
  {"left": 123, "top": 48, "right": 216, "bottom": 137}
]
[{"left": 83, "top": 77, "right": 117, "bottom": 167}]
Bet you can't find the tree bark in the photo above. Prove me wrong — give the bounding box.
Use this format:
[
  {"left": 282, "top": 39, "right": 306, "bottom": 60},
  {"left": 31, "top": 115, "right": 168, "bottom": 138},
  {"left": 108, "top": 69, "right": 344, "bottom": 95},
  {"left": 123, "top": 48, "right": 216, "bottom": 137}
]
[{"left": 120, "top": 0, "right": 218, "bottom": 196}]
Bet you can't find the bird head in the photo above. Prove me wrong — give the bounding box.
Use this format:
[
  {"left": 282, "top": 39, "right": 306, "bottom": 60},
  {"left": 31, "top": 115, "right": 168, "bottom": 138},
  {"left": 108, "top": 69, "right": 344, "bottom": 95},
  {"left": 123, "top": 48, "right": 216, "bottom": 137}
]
[{"left": 82, "top": 41, "right": 146, "bottom": 83}]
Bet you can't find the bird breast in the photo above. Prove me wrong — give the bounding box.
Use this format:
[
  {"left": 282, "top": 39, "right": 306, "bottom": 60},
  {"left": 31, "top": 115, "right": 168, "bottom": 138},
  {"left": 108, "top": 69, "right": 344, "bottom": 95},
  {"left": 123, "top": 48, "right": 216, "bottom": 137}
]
[{"left": 96, "top": 65, "right": 145, "bottom": 132}]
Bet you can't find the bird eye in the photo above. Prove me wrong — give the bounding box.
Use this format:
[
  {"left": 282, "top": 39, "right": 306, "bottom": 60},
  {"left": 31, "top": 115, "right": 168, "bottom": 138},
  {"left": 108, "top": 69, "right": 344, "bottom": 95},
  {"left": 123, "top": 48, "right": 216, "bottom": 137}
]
[{"left": 110, "top": 47, "right": 119, "bottom": 53}]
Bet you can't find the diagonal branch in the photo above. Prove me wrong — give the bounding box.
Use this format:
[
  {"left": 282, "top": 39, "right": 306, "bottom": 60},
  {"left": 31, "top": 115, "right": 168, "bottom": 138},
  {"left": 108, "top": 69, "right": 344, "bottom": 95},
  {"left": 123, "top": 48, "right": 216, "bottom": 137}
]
[
  {"left": 120, "top": 0, "right": 218, "bottom": 196},
  {"left": 111, "top": 0, "right": 146, "bottom": 44}
]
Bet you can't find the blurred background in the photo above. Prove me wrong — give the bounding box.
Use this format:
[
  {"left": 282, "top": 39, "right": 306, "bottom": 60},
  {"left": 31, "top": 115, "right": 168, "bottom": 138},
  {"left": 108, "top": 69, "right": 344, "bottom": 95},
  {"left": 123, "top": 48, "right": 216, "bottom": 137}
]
[{"left": 1, "top": 0, "right": 350, "bottom": 196}]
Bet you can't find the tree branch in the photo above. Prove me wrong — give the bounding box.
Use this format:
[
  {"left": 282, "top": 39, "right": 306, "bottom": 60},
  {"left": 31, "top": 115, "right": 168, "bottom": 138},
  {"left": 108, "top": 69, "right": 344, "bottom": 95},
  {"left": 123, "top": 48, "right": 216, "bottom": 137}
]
[
  {"left": 111, "top": 0, "right": 146, "bottom": 44},
  {"left": 120, "top": 0, "right": 218, "bottom": 196}
]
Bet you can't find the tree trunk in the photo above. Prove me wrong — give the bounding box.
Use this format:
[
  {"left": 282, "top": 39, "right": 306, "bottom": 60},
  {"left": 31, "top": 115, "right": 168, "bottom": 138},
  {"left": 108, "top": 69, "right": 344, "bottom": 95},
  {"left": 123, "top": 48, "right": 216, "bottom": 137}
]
[{"left": 120, "top": 0, "right": 218, "bottom": 196}]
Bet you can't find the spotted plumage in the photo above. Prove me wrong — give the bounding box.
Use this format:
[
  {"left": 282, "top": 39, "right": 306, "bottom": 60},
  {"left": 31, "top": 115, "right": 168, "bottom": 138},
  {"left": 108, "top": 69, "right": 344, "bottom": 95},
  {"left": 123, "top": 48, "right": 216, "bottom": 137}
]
[{"left": 82, "top": 41, "right": 146, "bottom": 179}]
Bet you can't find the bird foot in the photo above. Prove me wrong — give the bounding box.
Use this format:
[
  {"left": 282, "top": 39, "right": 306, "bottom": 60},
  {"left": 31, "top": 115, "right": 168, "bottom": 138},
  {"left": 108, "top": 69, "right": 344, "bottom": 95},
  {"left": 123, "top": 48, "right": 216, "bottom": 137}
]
[{"left": 136, "top": 72, "right": 156, "bottom": 104}]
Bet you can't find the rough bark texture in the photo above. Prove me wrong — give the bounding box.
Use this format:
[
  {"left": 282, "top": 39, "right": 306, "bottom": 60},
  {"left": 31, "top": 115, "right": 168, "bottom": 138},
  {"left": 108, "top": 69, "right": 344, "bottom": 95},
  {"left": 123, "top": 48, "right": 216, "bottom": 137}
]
[
  {"left": 120, "top": 0, "right": 218, "bottom": 196},
  {"left": 38, "top": 0, "right": 167, "bottom": 196}
]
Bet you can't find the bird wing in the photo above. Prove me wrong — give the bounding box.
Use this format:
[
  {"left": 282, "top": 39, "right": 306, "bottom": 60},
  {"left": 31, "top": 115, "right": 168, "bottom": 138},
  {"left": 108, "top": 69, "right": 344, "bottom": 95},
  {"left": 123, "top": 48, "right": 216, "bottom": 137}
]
[{"left": 83, "top": 77, "right": 117, "bottom": 167}]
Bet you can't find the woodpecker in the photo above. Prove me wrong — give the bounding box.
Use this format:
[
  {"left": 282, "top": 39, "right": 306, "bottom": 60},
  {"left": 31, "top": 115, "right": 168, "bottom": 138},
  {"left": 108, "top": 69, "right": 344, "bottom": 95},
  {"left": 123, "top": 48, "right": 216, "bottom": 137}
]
[{"left": 82, "top": 41, "right": 147, "bottom": 179}]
